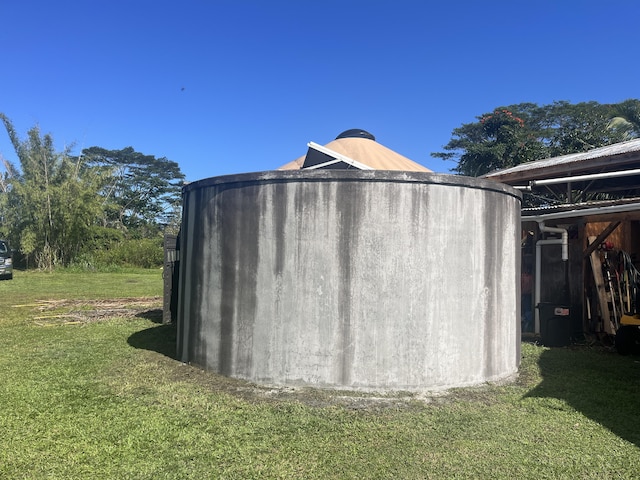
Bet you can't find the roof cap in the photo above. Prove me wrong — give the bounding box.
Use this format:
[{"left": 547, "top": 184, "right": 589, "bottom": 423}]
[{"left": 335, "top": 129, "right": 375, "bottom": 141}]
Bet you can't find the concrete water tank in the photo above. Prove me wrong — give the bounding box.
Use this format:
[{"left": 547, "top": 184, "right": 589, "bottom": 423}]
[{"left": 176, "top": 170, "right": 521, "bottom": 391}]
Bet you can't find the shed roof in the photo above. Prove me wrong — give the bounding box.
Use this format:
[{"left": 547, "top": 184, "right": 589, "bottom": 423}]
[
  {"left": 482, "top": 138, "right": 640, "bottom": 222},
  {"left": 278, "top": 130, "right": 432, "bottom": 172},
  {"left": 482, "top": 138, "right": 640, "bottom": 184}
]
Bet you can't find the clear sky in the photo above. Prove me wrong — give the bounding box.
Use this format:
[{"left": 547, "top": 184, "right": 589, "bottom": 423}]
[{"left": 1, "top": 0, "right": 639, "bottom": 181}]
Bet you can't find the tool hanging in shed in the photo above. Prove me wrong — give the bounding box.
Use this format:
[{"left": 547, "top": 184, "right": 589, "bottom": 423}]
[
  {"left": 587, "top": 236, "right": 615, "bottom": 335},
  {"left": 614, "top": 249, "right": 640, "bottom": 355},
  {"left": 600, "top": 243, "right": 620, "bottom": 330},
  {"left": 587, "top": 236, "right": 640, "bottom": 353},
  {"left": 618, "top": 250, "right": 640, "bottom": 315}
]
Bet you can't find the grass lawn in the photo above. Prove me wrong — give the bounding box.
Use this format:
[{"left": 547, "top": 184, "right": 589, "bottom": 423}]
[{"left": 1, "top": 269, "right": 640, "bottom": 479}]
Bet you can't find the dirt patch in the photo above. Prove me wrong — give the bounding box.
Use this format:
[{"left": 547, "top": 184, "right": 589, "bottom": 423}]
[
  {"left": 15, "top": 297, "right": 163, "bottom": 326},
  {"left": 162, "top": 359, "right": 492, "bottom": 411}
]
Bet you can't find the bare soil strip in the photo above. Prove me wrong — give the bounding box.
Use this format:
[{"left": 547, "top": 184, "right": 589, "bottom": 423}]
[{"left": 15, "top": 297, "right": 163, "bottom": 325}]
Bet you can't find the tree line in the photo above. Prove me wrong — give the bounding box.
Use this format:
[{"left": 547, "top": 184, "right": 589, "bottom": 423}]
[
  {"left": 4, "top": 100, "right": 637, "bottom": 269},
  {"left": 433, "top": 99, "right": 640, "bottom": 177},
  {"left": 0, "top": 114, "right": 185, "bottom": 269}
]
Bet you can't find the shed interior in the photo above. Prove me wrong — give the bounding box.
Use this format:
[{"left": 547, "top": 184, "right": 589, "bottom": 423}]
[{"left": 485, "top": 139, "right": 640, "bottom": 348}]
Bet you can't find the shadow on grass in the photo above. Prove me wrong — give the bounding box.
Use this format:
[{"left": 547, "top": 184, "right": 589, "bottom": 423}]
[
  {"left": 526, "top": 346, "right": 640, "bottom": 447},
  {"left": 135, "top": 309, "right": 164, "bottom": 324},
  {"left": 128, "top": 310, "right": 177, "bottom": 359}
]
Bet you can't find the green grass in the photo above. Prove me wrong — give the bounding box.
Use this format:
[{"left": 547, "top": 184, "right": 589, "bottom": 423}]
[
  {"left": 1, "top": 270, "right": 640, "bottom": 479},
  {"left": 1, "top": 268, "right": 162, "bottom": 307}
]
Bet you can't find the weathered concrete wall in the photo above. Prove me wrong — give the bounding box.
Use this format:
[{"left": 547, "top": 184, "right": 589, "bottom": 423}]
[{"left": 177, "top": 170, "right": 521, "bottom": 391}]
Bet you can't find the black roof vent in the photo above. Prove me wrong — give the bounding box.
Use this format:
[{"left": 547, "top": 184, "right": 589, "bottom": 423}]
[{"left": 335, "top": 129, "right": 375, "bottom": 141}]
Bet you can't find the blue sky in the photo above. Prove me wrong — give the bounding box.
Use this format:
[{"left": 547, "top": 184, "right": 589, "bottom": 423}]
[{"left": 1, "top": 1, "right": 638, "bottom": 181}]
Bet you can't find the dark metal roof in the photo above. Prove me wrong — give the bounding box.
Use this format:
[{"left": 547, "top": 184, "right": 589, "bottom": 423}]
[{"left": 335, "top": 129, "right": 376, "bottom": 141}]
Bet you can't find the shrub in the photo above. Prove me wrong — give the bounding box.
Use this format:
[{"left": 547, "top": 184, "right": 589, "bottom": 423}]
[
  {"left": 92, "top": 237, "right": 164, "bottom": 269},
  {"left": 68, "top": 235, "right": 163, "bottom": 270}
]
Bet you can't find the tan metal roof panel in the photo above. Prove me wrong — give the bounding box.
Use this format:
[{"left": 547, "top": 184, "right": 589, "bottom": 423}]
[{"left": 279, "top": 136, "right": 432, "bottom": 172}]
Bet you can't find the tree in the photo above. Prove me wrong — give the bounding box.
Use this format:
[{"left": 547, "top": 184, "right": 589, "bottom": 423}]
[
  {"left": 0, "top": 153, "right": 18, "bottom": 239},
  {"left": 80, "top": 146, "right": 185, "bottom": 233},
  {"left": 0, "top": 115, "right": 185, "bottom": 269},
  {"left": 545, "top": 101, "right": 630, "bottom": 156},
  {"left": 432, "top": 103, "right": 549, "bottom": 177},
  {"left": 608, "top": 99, "right": 640, "bottom": 139},
  {"left": 0, "top": 114, "right": 104, "bottom": 268},
  {"left": 436, "top": 106, "right": 548, "bottom": 176},
  {"left": 433, "top": 100, "right": 640, "bottom": 177}
]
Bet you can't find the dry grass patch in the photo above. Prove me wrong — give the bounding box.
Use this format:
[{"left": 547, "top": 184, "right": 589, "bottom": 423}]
[{"left": 14, "top": 296, "right": 163, "bottom": 326}]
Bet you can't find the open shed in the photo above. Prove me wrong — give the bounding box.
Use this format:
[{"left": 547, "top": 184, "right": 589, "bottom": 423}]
[{"left": 484, "top": 139, "right": 640, "bottom": 346}]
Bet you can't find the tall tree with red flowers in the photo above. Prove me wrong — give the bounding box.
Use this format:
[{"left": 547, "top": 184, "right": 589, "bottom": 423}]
[{"left": 433, "top": 100, "right": 640, "bottom": 177}]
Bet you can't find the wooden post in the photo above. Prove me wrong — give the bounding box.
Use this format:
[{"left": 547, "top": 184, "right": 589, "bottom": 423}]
[
  {"left": 588, "top": 236, "right": 616, "bottom": 335},
  {"left": 163, "top": 234, "right": 178, "bottom": 324}
]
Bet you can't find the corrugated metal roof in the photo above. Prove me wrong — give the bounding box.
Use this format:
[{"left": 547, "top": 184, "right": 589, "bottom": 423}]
[
  {"left": 522, "top": 196, "right": 640, "bottom": 215},
  {"left": 521, "top": 197, "right": 640, "bottom": 223},
  {"left": 483, "top": 138, "right": 640, "bottom": 182}
]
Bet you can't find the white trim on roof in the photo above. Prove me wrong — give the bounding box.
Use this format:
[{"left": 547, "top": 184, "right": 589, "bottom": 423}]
[
  {"left": 303, "top": 142, "right": 374, "bottom": 170},
  {"left": 530, "top": 167, "right": 640, "bottom": 187}
]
